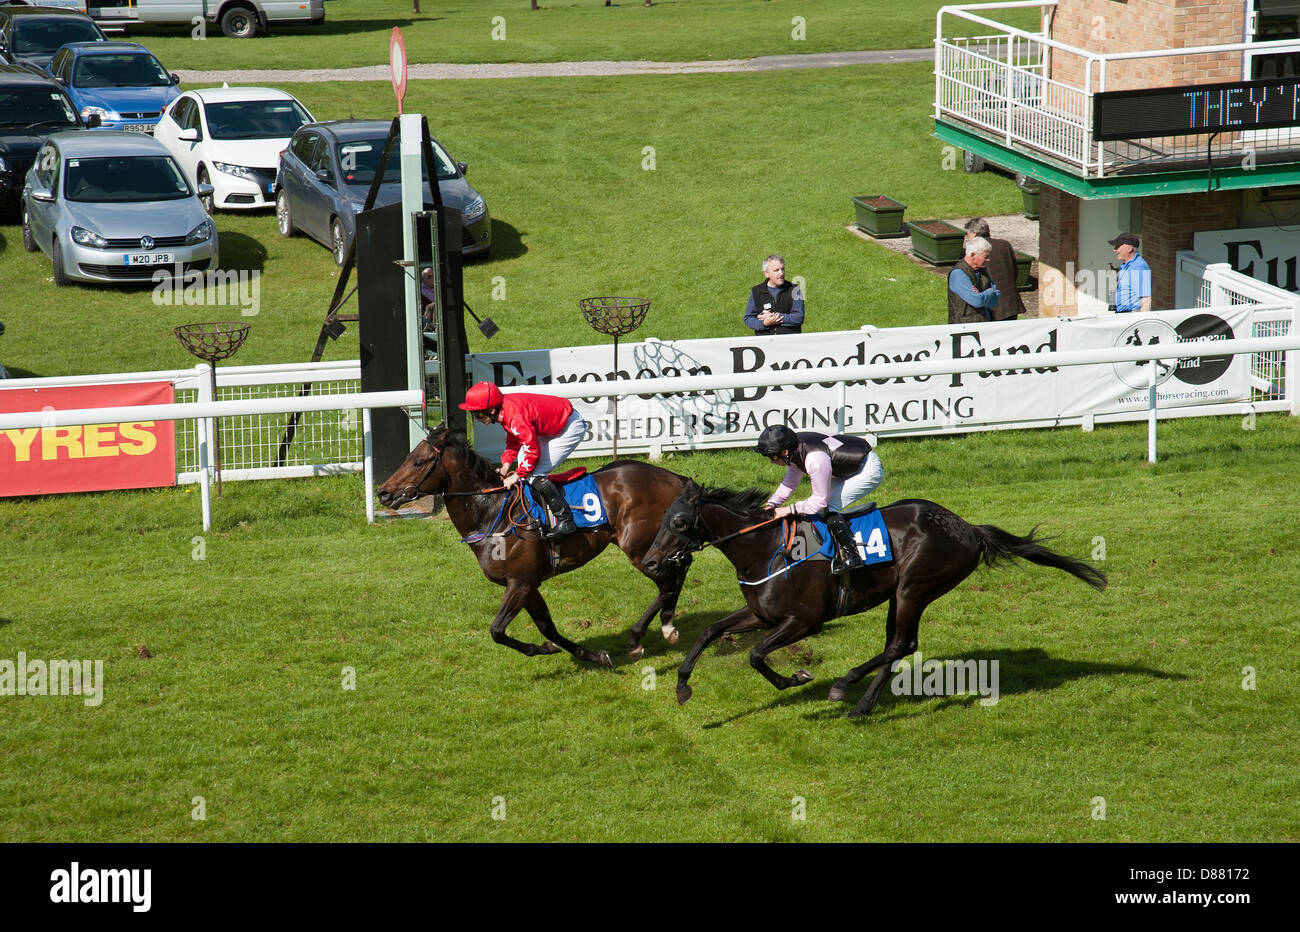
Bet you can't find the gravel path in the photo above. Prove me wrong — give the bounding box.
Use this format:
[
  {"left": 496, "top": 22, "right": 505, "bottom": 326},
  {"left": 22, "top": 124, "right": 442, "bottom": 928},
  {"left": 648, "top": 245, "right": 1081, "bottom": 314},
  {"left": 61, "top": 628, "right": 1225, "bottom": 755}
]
[{"left": 177, "top": 47, "right": 933, "bottom": 84}]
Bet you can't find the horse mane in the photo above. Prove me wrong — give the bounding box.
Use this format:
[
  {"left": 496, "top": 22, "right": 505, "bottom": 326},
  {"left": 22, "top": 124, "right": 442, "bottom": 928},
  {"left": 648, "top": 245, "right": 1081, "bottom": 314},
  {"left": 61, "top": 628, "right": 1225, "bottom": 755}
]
[
  {"left": 698, "top": 486, "right": 770, "bottom": 518},
  {"left": 430, "top": 426, "right": 500, "bottom": 486}
]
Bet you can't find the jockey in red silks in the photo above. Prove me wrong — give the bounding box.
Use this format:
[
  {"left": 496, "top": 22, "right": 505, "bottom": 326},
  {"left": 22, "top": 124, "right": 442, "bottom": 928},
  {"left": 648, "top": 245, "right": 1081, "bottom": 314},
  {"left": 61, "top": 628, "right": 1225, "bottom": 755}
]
[{"left": 458, "top": 381, "right": 590, "bottom": 537}]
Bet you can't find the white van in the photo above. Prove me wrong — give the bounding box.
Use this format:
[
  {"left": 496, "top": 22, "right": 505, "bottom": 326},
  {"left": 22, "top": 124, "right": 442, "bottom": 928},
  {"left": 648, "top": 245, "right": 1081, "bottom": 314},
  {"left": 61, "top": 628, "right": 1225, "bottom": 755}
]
[{"left": 20, "top": 2, "right": 327, "bottom": 39}]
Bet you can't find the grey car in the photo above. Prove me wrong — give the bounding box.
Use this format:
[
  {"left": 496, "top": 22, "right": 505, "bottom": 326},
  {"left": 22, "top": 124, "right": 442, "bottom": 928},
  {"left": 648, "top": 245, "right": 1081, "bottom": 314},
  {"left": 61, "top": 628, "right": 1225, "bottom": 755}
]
[
  {"left": 275, "top": 119, "right": 491, "bottom": 265},
  {"left": 22, "top": 130, "right": 217, "bottom": 286}
]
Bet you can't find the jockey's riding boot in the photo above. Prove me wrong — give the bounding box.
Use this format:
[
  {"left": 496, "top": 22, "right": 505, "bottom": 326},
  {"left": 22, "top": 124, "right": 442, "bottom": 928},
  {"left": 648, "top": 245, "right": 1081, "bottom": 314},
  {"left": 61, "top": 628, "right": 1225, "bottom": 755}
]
[
  {"left": 532, "top": 477, "right": 578, "bottom": 538},
  {"left": 825, "top": 511, "right": 865, "bottom": 574}
]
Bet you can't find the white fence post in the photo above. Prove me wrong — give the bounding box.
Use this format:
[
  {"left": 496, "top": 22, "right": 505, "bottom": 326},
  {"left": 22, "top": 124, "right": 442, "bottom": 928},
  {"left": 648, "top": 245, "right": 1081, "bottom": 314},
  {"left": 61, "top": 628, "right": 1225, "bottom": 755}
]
[
  {"left": 364, "top": 407, "right": 375, "bottom": 524},
  {"left": 1147, "top": 354, "right": 1158, "bottom": 463}
]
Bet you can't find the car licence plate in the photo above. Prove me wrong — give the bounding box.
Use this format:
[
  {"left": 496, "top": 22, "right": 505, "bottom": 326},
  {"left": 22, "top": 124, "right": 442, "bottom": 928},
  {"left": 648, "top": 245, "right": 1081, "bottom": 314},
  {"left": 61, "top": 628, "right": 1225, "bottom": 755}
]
[
  {"left": 125, "top": 253, "right": 173, "bottom": 266},
  {"left": 123, "top": 124, "right": 154, "bottom": 134}
]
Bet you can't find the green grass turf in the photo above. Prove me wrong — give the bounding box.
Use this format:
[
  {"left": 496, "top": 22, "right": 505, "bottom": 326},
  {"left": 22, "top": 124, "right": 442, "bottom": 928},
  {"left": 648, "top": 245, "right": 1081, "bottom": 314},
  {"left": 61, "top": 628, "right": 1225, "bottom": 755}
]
[
  {"left": 0, "top": 62, "right": 1016, "bottom": 378},
  {"left": 129, "top": 0, "right": 1041, "bottom": 71},
  {"left": 1, "top": 415, "right": 1297, "bottom": 841}
]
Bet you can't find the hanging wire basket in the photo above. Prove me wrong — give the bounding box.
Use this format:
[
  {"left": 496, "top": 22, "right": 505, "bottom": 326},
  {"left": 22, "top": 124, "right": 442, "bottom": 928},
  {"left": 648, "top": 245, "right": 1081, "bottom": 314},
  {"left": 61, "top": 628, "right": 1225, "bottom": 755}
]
[
  {"left": 580, "top": 297, "right": 650, "bottom": 337},
  {"left": 173, "top": 322, "right": 251, "bottom": 499},
  {"left": 579, "top": 298, "right": 649, "bottom": 458}
]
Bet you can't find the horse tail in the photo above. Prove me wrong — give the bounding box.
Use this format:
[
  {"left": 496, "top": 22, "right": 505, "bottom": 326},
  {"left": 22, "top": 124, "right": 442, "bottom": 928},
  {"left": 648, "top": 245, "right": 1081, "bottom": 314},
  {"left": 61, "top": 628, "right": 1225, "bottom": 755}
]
[{"left": 972, "top": 524, "right": 1108, "bottom": 592}]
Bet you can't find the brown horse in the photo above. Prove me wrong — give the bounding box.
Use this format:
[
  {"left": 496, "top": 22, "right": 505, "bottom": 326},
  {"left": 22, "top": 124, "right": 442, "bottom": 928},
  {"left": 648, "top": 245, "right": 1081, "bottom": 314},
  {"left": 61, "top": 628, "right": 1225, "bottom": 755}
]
[
  {"left": 641, "top": 482, "right": 1107, "bottom": 716},
  {"left": 376, "top": 424, "right": 693, "bottom": 666}
]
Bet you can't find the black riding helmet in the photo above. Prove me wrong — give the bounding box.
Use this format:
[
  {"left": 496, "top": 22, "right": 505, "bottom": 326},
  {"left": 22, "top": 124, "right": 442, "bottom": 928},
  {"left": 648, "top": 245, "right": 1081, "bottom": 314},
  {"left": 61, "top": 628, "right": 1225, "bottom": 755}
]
[{"left": 755, "top": 425, "right": 798, "bottom": 456}]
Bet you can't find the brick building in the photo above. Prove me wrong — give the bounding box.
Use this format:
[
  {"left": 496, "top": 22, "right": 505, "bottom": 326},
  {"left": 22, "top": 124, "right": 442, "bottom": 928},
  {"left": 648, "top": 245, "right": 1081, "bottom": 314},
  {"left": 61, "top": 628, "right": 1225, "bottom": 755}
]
[{"left": 934, "top": 0, "right": 1300, "bottom": 316}]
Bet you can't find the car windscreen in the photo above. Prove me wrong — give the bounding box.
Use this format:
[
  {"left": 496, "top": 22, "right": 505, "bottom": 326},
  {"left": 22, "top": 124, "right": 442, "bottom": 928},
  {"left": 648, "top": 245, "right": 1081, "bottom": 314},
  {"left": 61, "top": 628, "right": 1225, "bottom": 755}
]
[
  {"left": 13, "top": 20, "right": 103, "bottom": 55},
  {"left": 64, "top": 155, "right": 192, "bottom": 202},
  {"left": 204, "top": 100, "right": 312, "bottom": 140},
  {"left": 335, "top": 138, "right": 457, "bottom": 187},
  {"left": 73, "top": 53, "right": 171, "bottom": 89},
  {"left": 0, "top": 88, "right": 77, "bottom": 127}
]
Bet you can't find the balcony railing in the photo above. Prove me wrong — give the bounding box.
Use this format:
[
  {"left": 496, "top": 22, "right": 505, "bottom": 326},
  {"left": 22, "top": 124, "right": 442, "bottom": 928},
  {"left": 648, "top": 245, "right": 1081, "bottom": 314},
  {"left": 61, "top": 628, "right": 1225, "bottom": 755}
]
[{"left": 935, "top": 1, "right": 1300, "bottom": 179}]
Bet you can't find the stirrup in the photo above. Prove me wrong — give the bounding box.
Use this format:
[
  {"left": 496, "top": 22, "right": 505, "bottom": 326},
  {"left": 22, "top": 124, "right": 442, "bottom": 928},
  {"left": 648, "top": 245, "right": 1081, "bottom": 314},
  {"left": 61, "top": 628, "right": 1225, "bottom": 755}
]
[
  {"left": 544, "top": 515, "right": 578, "bottom": 538},
  {"left": 831, "top": 551, "right": 865, "bottom": 574}
]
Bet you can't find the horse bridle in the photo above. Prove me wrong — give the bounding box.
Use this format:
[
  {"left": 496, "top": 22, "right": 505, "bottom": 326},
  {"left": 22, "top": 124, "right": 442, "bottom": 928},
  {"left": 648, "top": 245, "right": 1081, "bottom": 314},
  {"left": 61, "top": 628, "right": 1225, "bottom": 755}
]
[
  {"left": 651, "top": 493, "right": 712, "bottom": 568},
  {"left": 406, "top": 432, "right": 513, "bottom": 501},
  {"left": 652, "top": 489, "right": 785, "bottom": 567},
  {"left": 401, "top": 433, "right": 448, "bottom": 499}
]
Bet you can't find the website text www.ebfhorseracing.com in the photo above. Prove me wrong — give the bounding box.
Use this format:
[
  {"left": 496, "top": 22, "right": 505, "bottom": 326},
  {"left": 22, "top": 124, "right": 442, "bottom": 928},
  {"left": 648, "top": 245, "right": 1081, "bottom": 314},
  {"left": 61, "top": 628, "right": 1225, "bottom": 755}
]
[
  {"left": 1114, "top": 867, "right": 1252, "bottom": 907},
  {"left": 1117, "top": 387, "right": 1232, "bottom": 405}
]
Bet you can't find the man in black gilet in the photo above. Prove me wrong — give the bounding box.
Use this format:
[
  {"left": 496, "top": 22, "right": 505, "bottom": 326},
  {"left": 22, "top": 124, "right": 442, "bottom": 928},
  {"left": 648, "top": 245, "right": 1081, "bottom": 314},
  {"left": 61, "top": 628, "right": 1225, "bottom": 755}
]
[
  {"left": 948, "top": 237, "right": 1002, "bottom": 325},
  {"left": 745, "top": 254, "right": 804, "bottom": 335}
]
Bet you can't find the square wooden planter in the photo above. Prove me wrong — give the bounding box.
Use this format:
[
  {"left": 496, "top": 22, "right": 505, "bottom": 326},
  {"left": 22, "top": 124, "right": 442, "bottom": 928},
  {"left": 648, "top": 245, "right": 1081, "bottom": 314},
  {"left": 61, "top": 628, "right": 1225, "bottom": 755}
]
[
  {"left": 907, "top": 219, "right": 966, "bottom": 265},
  {"left": 852, "top": 195, "right": 907, "bottom": 238}
]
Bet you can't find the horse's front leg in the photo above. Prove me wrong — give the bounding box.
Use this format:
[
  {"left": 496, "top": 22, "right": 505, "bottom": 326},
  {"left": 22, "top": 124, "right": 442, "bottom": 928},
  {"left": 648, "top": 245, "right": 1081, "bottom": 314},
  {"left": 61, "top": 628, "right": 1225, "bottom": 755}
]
[
  {"left": 748, "top": 616, "right": 818, "bottom": 692},
  {"left": 626, "top": 555, "right": 691, "bottom": 660},
  {"left": 523, "top": 588, "right": 612, "bottom": 668},
  {"left": 676, "top": 605, "right": 766, "bottom": 706},
  {"left": 489, "top": 580, "right": 564, "bottom": 658}
]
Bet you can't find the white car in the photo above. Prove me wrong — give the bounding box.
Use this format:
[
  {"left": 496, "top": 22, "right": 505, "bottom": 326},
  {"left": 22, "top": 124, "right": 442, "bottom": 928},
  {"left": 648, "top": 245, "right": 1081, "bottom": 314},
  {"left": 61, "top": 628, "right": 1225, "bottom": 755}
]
[{"left": 153, "top": 85, "right": 313, "bottom": 211}]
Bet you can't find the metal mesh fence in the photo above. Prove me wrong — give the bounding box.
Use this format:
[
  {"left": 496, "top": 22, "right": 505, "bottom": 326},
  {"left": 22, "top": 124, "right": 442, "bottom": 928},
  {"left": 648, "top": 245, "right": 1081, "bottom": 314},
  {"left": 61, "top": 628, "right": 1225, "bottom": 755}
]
[{"left": 176, "top": 378, "right": 364, "bottom": 475}]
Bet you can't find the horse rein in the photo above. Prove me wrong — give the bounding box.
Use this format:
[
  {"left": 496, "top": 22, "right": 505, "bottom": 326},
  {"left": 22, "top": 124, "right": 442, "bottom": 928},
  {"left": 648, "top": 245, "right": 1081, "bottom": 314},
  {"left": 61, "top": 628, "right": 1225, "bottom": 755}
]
[
  {"left": 656, "top": 498, "right": 783, "bottom": 566},
  {"left": 408, "top": 438, "right": 510, "bottom": 499}
]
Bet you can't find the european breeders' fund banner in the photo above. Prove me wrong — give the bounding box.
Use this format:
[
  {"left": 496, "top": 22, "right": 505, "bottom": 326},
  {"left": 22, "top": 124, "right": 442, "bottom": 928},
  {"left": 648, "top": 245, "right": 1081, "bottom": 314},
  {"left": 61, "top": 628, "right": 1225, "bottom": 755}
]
[{"left": 469, "top": 310, "right": 1252, "bottom": 457}]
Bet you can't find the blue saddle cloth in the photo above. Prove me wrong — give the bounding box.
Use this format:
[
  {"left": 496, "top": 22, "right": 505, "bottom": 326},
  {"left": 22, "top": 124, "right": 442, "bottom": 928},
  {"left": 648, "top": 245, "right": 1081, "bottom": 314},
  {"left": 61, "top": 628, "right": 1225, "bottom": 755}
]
[
  {"left": 810, "top": 506, "right": 894, "bottom": 566},
  {"left": 520, "top": 474, "right": 608, "bottom": 530}
]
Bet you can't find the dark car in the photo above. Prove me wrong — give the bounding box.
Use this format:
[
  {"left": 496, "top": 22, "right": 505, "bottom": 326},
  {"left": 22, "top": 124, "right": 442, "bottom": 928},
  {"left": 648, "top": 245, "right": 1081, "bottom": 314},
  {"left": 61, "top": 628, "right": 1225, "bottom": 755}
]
[
  {"left": 0, "top": 5, "right": 106, "bottom": 70},
  {"left": 0, "top": 62, "right": 84, "bottom": 215},
  {"left": 275, "top": 119, "right": 491, "bottom": 265}
]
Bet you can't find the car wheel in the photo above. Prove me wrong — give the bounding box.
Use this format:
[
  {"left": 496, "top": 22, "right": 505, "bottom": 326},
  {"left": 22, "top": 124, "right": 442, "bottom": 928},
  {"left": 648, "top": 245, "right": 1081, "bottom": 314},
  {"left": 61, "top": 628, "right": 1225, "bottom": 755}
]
[
  {"left": 197, "top": 167, "right": 215, "bottom": 214},
  {"left": 276, "top": 189, "right": 295, "bottom": 237},
  {"left": 330, "top": 217, "right": 347, "bottom": 266},
  {"left": 220, "top": 5, "right": 259, "bottom": 39},
  {"left": 963, "top": 149, "right": 986, "bottom": 173},
  {"left": 52, "top": 238, "right": 69, "bottom": 287},
  {"left": 21, "top": 210, "right": 37, "bottom": 252}
]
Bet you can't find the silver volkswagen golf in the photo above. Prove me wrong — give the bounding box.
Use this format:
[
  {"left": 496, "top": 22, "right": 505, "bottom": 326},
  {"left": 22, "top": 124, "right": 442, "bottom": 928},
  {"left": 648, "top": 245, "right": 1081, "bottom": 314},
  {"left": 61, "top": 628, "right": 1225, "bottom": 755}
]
[{"left": 21, "top": 130, "right": 217, "bottom": 286}]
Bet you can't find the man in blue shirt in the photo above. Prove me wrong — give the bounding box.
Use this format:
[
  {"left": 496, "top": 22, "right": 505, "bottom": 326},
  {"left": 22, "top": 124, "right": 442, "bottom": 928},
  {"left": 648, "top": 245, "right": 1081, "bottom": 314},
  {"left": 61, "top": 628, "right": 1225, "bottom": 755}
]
[
  {"left": 1110, "top": 232, "right": 1152, "bottom": 313},
  {"left": 745, "top": 255, "right": 804, "bottom": 334},
  {"left": 947, "top": 237, "right": 1001, "bottom": 324}
]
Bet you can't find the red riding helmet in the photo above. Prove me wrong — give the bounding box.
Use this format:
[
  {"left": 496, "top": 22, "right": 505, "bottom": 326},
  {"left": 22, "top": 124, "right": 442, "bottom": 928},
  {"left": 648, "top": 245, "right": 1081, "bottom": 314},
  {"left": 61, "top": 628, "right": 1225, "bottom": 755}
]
[{"left": 458, "top": 381, "right": 505, "bottom": 411}]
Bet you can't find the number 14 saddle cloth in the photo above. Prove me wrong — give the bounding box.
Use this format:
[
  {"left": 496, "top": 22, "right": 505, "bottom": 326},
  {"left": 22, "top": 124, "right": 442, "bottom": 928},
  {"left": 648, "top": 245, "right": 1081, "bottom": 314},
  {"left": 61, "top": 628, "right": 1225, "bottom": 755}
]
[{"left": 810, "top": 504, "right": 894, "bottom": 566}]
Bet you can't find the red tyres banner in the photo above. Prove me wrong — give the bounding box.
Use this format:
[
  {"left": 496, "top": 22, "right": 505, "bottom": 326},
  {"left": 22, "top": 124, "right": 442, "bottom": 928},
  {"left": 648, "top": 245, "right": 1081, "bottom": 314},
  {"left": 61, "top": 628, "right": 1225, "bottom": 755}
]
[{"left": 0, "top": 382, "right": 176, "bottom": 497}]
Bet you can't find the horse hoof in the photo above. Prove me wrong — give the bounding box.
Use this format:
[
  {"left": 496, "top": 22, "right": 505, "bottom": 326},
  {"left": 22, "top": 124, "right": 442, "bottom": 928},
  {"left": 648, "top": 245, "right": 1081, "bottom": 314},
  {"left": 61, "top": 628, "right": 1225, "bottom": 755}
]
[
  {"left": 597, "top": 650, "right": 613, "bottom": 668},
  {"left": 827, "top": 685, "right": 847, "bottom": 702},
  {"left": 541, "top": 640, "right": 562, "bottom": 655},
  {"left": 676, "top": 684, "right": 692, "bottom": 706},
  {"left": 662, "top": 623, "right": 678, "bottom": 645},
  {"left": 627, "top": 645, "right": 644, "bottom": 662},
  {"left": 793, "top": 670, "right": 814, "bottom": 686}
]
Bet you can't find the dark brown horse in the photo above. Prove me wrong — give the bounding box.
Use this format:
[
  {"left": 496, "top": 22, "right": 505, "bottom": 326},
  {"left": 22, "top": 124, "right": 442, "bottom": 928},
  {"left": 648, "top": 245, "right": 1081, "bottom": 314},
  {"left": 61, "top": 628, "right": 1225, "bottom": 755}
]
[
  {"left": 376, "top": 424, "right": 692, "bottom": 666},
  {"left": 641, "top": 482, "right": 1107, "bottom": 716}
]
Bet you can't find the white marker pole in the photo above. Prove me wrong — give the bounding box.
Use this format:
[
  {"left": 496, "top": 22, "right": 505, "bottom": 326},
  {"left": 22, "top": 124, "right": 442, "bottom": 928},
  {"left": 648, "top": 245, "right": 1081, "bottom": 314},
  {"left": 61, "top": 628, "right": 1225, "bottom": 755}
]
[{"left": 400, "top": 112, "right": 425, "bottom": 448}]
